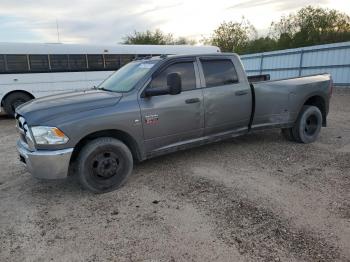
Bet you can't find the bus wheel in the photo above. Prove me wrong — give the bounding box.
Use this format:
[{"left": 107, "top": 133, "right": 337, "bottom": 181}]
[{"left": 3, "top": 92, "right": 33, "bottom": 117}]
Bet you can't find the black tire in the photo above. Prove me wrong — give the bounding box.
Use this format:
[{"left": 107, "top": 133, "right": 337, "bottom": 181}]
[
  {"left": 77, "top": 137, "right": 133, "bottom": 193},
  {"left": 3, "top": 92, "right": 32, "bottom": 117},
  {"left": 291, "top": 105, "right": 322, "bottom": 144}
]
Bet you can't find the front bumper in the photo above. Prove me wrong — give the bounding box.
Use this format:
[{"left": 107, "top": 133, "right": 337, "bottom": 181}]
[{"left": 16, "top": 140, "right": 74, "bottom": 179}]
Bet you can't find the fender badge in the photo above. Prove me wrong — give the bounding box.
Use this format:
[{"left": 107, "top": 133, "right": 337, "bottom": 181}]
[{"left": 145, "top": 114, "right": 159, "bottom": 125}]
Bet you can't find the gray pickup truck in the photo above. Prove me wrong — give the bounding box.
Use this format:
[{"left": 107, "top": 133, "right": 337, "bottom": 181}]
[{"left": 15, "top": 53, "right": 333, "bottom": 193}]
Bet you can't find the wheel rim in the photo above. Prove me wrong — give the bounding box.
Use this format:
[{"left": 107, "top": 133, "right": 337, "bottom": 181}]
[
  {"left": 90, "top": 151, "right": 121, "bottom": 180},
  {"left": 304, "top": 115, "right": 318, "bottom": 136}
]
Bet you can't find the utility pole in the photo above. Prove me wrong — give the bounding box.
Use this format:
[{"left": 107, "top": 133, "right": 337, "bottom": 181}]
[{"left": 56, "top": 19, "right": 60, "bottom": 43}]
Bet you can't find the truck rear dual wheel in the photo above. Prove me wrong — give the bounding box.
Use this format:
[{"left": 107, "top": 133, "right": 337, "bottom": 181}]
[
  {"left": 77, "top": 137, "right": 133, "bottom": 193},
  {"left": 282, "top": 105, "right": 322, "bottom": 144},
  {"left": 3, "top": 92, "right": 33, "bottom": 117}
]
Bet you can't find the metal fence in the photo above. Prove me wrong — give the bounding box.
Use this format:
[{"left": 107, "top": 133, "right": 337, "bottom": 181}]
[{"left": 240, "top": 41, "right": 350, "bottom": 86}]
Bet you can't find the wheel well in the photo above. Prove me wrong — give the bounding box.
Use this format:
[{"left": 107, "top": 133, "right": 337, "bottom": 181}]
[
  {"left": 304, "top": 96, "right": 327, "bottom": 126},
  {"left": 1, "top": 90, "right": 35, "bottom": 107},
  {"left": 70, "top": 130, "right": 142, "bottom": 164}
]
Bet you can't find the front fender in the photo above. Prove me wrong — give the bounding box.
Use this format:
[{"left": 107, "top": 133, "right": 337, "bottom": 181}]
[{"left": 35, "top": 98, "right": 145, "bottom": 157}]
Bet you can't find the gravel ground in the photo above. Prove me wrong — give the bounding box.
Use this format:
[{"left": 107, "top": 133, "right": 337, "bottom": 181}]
[{"left": 0, "top": 89, "right": 349, "bottom": 262}]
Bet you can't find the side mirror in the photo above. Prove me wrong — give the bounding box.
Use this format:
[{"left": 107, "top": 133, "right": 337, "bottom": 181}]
[
  {"left": 167, "top": 73, "right": 182, "bottom": 95},
  {"left": 144, "top": 72, "right": 182, "bottom": 97}
]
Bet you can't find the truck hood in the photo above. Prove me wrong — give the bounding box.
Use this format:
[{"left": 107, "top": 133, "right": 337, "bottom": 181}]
[{"left": 16, "top": 89, "right": 122, "bottom": 124}]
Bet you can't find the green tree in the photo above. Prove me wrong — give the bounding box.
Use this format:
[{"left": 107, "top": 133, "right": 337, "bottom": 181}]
[
  {"left": 271, "top": 6, "right": 350, "bottom": 49},
  {"left": 204, "top": 18, "right": 257, "bottom": 53},
  {"left": 172, "top": 36, "right": 197, "bottom": 45},
  {"left": 242, "top": 37, "right": 278, "bottom": 54},
  {"left": 122, "top": 29, "right": 173, "bottom": 45},
  {"left": 122, "top": 29, "right": 196, "bottom": 45}
]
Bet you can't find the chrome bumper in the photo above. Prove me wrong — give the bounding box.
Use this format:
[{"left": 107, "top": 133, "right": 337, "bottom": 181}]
[{"left": 16, "top": 140, "right": 74, "bottom": 179}]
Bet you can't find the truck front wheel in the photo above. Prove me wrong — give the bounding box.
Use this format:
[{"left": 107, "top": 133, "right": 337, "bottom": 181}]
[
  {"left": 282, "top": 105, "right": 322, "bottom": 144},
  {"left": 77, "top": 137, "right": 133, "bottom": 193}
]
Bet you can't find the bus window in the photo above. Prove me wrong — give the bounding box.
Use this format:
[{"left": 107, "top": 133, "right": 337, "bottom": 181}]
[
  {"left": 6, "top": 55, "right": 28, "bottom": 72},
  {"left": 88, "top": 55, "right": 104, "bottom": 70},
  {"left": 69, "top": 54, "right": 87, "bottom": 71},
  {"left": 0, "top": 55, "right": 5, "bottom": 72},
  {"left": 120, "top": 55, "right": 134, "bottom": 66},
  {"left": 104, "top": 54, "right": 120, "bottom": 70},
  {"left": 50, "top": 55, "right": 69, "bottom": 71},
  {"left": 29, "top": 55, "right": 49, "bottom": 72}
]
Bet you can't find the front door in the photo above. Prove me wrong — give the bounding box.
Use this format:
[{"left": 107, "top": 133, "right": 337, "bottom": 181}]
[{"left": 138, "top": 60, "right": 204, "bottom": 153}]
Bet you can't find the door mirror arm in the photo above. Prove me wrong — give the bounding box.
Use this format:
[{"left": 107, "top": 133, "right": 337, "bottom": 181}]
[{"left": 144, "top": 88, "right": 169, "bottom": 97}]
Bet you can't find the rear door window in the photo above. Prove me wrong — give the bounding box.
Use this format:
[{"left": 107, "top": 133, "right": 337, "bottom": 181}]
[{"left": 201, "top": 59, "right": 238, "bottom": 87}]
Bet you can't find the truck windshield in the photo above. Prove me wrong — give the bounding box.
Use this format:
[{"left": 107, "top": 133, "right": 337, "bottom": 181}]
[{"left": 98, "top": 60, "right": 158, "bottom": 92}]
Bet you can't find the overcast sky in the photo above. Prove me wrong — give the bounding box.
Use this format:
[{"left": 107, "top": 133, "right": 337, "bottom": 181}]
[{"left": 0, "top": 0, "right": 349, "bottom": 44}]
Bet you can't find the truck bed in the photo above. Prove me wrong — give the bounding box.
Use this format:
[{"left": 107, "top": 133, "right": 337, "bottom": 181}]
[{"left": 250, "top": 73, "right": 332, "bottom": 129}]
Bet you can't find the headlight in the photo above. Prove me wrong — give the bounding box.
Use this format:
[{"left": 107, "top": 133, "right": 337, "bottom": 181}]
[{"left": 31, "top": 126, "right": 69, "bottom": 145}]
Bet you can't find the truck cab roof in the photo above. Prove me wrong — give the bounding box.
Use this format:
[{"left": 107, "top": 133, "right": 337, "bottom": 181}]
[{"left": 138, "top": 52, "right": 239, "bottom": 62}]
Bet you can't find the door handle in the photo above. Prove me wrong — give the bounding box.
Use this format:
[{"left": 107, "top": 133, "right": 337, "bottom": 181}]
[
  {"left": 185, "top": 98, "right": 200, "bottom": 104},
  {"left": 235, "top": 90, "right": 248, "bottom": 96}
]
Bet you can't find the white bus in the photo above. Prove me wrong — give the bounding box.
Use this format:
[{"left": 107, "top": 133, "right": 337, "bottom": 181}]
[{"left": 0, "top": 42, "right": 220, "bottom": 116}]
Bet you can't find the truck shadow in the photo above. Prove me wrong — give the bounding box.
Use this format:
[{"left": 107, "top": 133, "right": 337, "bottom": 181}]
[
  {"left": 27, "top": 176, "right": 89, "bottom": 197},
  {"left": 133, "top": 129, "right": 292, "bottom": 173}
]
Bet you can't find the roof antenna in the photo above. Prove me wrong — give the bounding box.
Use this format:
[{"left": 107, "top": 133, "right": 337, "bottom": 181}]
[{"left": 56, "top": 19, "right": 60, "bottom": 43}]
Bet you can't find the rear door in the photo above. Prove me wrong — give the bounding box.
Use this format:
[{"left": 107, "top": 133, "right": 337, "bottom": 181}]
[
  {"left": 199, "top": 57, "right": 252, "bottom": 135},
  {"left": 138, "top": 59, "right": 204, "bottom": 153}
]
